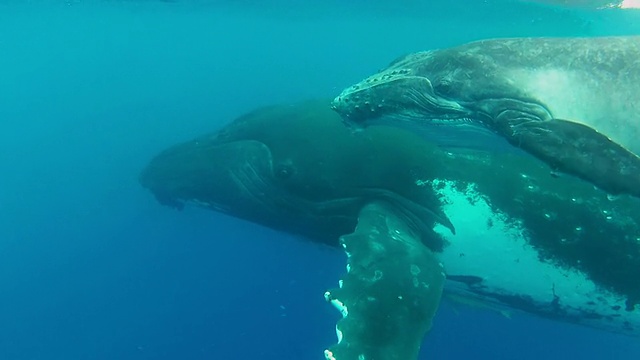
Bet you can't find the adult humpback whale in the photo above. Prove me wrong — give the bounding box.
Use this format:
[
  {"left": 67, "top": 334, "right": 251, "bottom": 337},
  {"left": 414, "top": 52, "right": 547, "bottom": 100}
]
[
  {"left": 140, "top": 100, "right": 640, "bottom": 360},
  {"left": 331, "top": 36, "right": 640, "bottom": 199}
]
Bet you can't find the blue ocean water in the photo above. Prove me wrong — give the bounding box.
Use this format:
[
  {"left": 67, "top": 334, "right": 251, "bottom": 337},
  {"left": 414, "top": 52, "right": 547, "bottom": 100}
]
[{"left": 1, "top": 1, "right": 639, "bottom": 359}]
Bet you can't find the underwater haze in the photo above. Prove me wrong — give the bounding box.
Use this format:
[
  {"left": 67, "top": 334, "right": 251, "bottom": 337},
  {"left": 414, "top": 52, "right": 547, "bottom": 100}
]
[{"left": 1, "top": 1, "right": 640, "bottom": 359}]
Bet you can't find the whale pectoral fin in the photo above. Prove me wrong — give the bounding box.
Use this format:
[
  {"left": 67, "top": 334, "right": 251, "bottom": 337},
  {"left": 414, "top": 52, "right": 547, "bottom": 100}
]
[
  {"left": 504, "top": 118, "right": 640, "bottom": 198},
  {"left": 323, "top": 201, "right": 445, "bottom": 360}
]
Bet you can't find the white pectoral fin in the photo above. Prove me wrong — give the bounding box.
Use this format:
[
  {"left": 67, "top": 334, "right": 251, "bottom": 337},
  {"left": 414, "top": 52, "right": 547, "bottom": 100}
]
[{"left": 323, "top": 201, "right": 445, "bottom": 360}]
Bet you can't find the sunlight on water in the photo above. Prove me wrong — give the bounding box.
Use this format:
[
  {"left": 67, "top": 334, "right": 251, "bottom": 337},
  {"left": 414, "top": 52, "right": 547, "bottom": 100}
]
[{"left": 621, "top": 0, "right": 640, "bottom": 8}]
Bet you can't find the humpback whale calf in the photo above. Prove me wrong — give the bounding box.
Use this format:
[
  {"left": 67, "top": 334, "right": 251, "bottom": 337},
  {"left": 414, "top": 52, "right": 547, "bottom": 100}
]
[
  {"left": 332, "top": 36, "right": 640, "bottom": 199},
  {"left": 140, "top": 100, "right": 640, "bottom": 360}
]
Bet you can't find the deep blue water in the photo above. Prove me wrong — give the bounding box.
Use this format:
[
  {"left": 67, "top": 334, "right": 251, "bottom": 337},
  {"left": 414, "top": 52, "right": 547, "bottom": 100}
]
[{"left": 1, "top": 1, "right": 639, "bottom": 359}]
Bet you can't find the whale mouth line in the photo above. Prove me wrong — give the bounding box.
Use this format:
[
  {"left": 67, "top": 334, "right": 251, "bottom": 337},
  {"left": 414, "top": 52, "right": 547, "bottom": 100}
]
[
  {"left": 366, "top": 113, "right": 514, "bottom": 153},
  {"left": 368, "top": 113, "right": 488, "bottom": 131},
  {"left": 426, "top": 116, "right": 479, "bottom": 125}
]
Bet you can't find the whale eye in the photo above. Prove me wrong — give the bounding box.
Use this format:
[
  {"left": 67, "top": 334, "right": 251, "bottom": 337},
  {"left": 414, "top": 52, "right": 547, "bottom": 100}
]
[
  {"left": 434, "top": 79, "right": 453, "bottom": 95},
  {"left": 275, "top": 163, "right": 295, "bottom": 179}
]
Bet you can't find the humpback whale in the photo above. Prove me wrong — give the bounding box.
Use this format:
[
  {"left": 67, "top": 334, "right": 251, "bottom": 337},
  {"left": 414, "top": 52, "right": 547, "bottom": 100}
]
[
  {"left": 140, "top": 100, "right": 640, "bottom": 359},
  {"left": 332, "top": 36, "right": 640, "bottom": 199}
]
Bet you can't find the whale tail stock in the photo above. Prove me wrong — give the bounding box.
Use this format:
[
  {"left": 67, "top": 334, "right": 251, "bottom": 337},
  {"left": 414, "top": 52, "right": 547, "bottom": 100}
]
[
  {"left": 323, "top": 201, "right": 445, "bottom": 360},
  {"left": 500, "top": 118, "right": 640, "bottom": 199}
]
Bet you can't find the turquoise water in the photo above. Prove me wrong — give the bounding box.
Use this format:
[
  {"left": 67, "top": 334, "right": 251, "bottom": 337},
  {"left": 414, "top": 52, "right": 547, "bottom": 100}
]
[{"left": 1, "top": 1, "right": 639, "bottom": 359}]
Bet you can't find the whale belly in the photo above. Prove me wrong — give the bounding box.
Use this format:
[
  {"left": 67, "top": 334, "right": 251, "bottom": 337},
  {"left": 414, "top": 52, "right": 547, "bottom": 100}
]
[{"left": 429, "top": 178, "right": 640, "bottom": 336}]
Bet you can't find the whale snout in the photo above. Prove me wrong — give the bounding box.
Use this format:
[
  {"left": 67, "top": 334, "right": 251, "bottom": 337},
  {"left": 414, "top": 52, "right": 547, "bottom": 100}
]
[
  {"left": 330, "top": 72, "right": 413, "bottom": 124},
  {"left": 140, "top": 138, "right": 276, "bottom": 214},
  {"left": 330, "top": 93, "right": 383, "bottom": 126}
]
